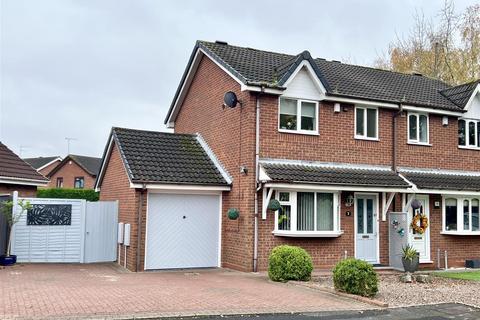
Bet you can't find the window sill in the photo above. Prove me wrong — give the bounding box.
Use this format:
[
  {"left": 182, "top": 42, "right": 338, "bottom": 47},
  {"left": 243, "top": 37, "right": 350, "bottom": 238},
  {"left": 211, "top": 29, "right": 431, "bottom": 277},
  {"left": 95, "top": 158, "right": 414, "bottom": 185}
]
[
  {"left": 441, "top": 231, "right": 480, "bottom": 236},
  {"left": 278, "top": 129, "right": 319, "bottom": 136},
  {"left": 354, "top": 136, "right": 379, "bottom": 142},
  {"left": 273, "top": 230, "right": 344, "bottom": 238},
  {"left": 458, "top": 146, "right": 480, "bottom": 151},
  {"left": 407, "top": 142, "right": 432, "bottom": 147}
]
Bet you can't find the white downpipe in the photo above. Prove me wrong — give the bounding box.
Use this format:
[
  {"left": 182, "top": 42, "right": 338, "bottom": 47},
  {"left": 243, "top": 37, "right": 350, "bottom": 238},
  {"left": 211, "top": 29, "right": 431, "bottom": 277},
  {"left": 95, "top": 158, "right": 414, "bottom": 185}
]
[{"left": 253, "top": 95, "right": 261, "bottom": 272}]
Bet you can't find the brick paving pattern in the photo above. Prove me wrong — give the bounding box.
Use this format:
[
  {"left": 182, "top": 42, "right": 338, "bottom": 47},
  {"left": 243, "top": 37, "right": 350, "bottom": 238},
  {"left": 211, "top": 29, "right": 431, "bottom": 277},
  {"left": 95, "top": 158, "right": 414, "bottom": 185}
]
[{"left": 0, "top": 264, "right": 371, "bottom": 319}]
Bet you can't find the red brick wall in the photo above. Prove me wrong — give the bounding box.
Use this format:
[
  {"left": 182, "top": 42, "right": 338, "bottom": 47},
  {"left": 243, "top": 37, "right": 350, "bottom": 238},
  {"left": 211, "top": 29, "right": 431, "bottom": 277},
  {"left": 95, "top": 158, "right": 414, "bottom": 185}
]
[
  {"left": 48, "top": 161, "right": 96, "bottom": 189},
  {"left": 38, "top": 160, "right": 61, "bottom": 177},
  {"left": 0, "top": 184, "right": 37, "bottom": 197},
  {"left": 175, "top": 55, "right": 257, "bottom": 271},
  {"left": 98, "top": 142, "right": 143, "bottom": 271}
]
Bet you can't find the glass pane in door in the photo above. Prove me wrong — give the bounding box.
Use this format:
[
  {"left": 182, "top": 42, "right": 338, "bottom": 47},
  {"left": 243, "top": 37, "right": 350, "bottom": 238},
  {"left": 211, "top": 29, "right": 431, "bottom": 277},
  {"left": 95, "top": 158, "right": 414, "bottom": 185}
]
[
  {"left": 357, "top": 198, "right": 364, "bottom": 233},
  {"left": 366, "top": 199, "right": 374, "bottom": 234}
]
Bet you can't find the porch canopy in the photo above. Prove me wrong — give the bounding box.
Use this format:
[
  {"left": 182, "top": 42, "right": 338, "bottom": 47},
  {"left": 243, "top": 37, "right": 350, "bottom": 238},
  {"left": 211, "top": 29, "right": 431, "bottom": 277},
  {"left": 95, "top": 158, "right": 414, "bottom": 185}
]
[
  {"left": 259, "top": 160, "right": 412, "bottom": 219},
  {"left": 399, "top": 168, "right": 480, "bottom": 194}
]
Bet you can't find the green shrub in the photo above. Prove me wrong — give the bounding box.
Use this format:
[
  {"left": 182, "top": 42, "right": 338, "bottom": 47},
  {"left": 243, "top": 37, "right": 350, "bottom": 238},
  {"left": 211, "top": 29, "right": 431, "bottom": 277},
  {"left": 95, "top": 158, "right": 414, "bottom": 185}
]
[
  {"left": 37, "top": 188, "right": 99, "bottom": 201},
  {"left": 333, "top": 258, "right": 378, "bottom": 297},
  {"left": 268, "top": 245, "right": 313, "bottom": 282}
]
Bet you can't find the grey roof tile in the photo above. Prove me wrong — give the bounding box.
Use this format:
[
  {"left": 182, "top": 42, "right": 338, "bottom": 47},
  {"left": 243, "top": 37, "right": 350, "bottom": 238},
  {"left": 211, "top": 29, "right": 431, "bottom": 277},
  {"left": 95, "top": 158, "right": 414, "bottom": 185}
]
[
  {"left": 196, "top": 41, "right": 472, "bottom": 112},
  {"left": 440, "top": 80, "right": 479, "bottom": 109},
  {"left": 112, "top": 127, "right": 228, "bottom": 185},
  {"left": 0, "top": 143, "right": 48, "bottom": 182},
  {"left": 261, "top": 162, "right": 410, "bottom": 188},
  {"left": 23, "top": 156, "right": 60, "bottom": 169},
  {"left": 401, "top": 171, "right": 480, "bottom": 192}
]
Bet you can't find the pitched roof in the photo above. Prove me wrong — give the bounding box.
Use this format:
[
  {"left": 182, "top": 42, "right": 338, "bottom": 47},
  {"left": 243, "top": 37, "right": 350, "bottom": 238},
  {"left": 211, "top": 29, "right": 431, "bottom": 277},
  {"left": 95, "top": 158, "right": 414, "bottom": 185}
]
[
  {"left": 0, "top": 142, "right": 48, "bottom": 184},
  {"left": 47, "top": 154, "right": 102, "bottom": 177},
  {"left": 260, "top": 161, "right": 410, "bottom": 188},
  {"left": 440, "top": 80, "right": 480, "bottom": 109},
  {"left": 400, "top": 169, "right": 480, "bottom": 192},
  {"left": 195, "top": 41, "right": 465, "bottom": 111},
  {"left": 105, "top": 127, "right": 228, "bottom": 186},
  {"left": 23, "top": 156, "right": 61, "bottom": 170}
]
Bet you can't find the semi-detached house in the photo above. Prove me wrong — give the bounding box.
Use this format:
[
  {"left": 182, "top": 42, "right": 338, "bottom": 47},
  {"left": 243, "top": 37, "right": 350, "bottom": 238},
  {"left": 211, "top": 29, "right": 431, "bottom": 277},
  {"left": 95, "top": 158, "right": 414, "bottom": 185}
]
[{"left": 96, "top": 40, "right": 480, "bottom": 272}]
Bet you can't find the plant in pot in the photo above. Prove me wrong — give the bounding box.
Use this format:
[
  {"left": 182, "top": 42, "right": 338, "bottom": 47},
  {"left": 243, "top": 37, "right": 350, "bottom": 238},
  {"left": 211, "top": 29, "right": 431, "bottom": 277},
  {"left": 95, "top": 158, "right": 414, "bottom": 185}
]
[
  {"left": 401, "top": 244, "right": 419, "bottom": 273},
  {"left": 0, "top": 199, "right": 32, "bottom": 266}
]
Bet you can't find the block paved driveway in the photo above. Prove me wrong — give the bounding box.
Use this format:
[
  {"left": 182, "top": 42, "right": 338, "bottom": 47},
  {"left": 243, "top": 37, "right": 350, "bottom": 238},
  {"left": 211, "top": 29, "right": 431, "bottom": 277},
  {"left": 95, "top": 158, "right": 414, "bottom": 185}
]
[{"left": 0, "top": 263, "right": 372, "bottom": 319}]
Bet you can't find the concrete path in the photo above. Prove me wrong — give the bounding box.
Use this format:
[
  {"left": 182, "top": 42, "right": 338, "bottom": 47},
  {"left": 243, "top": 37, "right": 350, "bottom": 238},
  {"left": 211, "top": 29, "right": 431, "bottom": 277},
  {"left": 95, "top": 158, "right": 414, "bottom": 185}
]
[{"left": 0, "top": 263, "right": 371, "bottom": 319}]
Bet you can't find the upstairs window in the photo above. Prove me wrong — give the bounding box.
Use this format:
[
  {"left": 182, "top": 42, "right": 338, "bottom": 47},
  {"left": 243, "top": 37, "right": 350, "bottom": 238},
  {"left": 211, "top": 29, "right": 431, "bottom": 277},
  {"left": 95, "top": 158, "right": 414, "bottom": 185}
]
[
  {"left": 459, "top": 119, "right": 480, "bottom": 149},
  {"left": 279, "top": 98, "right": 318, "bottom": 134},
  {"left": 355, "top": 107, "right": 378, "bottom": 140},
  {"left": 408, "top": 113, "right": 429, "bottom": 144},
  {"left": 74, "top": 177, "right": 84, "bottom": 189},
  {"left": 56, "top": 177, "right": 63, "bottom": 188}
]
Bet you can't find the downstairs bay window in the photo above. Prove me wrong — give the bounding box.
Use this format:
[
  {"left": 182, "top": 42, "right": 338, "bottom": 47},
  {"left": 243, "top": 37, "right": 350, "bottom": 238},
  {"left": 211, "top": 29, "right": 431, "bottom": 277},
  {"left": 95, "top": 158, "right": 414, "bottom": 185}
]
[
  {"left": 443, "top": 196, "right": 480, "bottom": 234},
  {"left": 274, "top": 190, "right": 342, "bottom": 237}
]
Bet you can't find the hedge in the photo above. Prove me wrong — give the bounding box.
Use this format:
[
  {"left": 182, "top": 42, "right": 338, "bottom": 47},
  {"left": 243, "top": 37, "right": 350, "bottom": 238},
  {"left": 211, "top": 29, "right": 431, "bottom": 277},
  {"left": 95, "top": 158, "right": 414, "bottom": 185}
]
[
  {"left": 268, "top": 245, "right": 313, "bottom": 282},
  {"left": 37, "top": 188, "right": 99, "bottom": 201},
  {"left": 333, "top": 258, "right": 378, "bottom": 297}
]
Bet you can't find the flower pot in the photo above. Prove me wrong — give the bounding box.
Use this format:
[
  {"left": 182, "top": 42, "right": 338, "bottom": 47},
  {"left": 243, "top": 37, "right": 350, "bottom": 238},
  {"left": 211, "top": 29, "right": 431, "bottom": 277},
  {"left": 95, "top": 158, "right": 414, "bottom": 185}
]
[
  {"left": 402, "top": 254, "right": 419, "bottom": 273},
  {"left": 0, "top": 255, "right": 17, "bottom": 266}
]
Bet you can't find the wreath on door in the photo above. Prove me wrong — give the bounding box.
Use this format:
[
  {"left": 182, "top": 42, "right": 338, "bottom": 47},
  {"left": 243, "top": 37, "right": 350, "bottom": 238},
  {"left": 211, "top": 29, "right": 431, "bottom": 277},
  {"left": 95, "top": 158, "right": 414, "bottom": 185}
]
[{"left": 411, "top": 214, "right": 429, "bottom": 234}]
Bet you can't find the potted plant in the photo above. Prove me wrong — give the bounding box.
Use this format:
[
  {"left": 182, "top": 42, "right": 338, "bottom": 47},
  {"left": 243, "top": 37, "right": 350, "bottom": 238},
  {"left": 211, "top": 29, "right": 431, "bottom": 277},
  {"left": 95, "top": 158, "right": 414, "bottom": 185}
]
[
  {"left": 0, "top": 199, "right": 31, "bottom": 266},
  {"left": 401, "top": 244, "right": 419, "bottom": 273}
]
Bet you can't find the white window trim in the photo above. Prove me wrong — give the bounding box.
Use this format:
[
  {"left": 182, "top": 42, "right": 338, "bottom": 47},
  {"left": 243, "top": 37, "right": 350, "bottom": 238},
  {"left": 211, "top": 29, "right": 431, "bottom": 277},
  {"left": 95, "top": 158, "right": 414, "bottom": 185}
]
[
  {"left": 354, "top": 106, "right": 379, "bottom": 141},
  {"left": 272, "top": 189, "right": 342, "bottom": 237},
  {"left": 458, "top": 118, "right": 480, "bottom": 150},
  {"left": 442, "top": 195, "right": 480, "bottom": 235},
  {"left": 278, "top": 97, "right": 319, "bottom": 135},
  {"left": 407, "top": 112, "right": 430, "bottom": 145}
]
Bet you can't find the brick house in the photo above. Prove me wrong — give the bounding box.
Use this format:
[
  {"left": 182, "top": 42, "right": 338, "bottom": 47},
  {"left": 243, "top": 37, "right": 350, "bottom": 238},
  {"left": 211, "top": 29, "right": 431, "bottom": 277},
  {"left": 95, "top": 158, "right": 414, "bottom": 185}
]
[
  {"left": 47, "top": 155, "right": 102, "bottom": 189},
  {"left": 23, "top": 156, "right": 62, "bottom": 177},
  {"left": 96, "top": 40, "right": 480, "bottom": 272}
]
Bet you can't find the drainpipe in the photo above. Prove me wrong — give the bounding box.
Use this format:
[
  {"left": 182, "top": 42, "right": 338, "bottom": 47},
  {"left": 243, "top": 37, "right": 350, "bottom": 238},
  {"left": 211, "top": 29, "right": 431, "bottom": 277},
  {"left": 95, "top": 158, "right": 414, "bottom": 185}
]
[
  {"left": 392, "top": 104, "right": 403, "bottom": 172},
  {"left": 253, "top": 88, "right": 264, "bottom": 272},
  {"left": 136, "top": 184, "right": 146, "bottom": 272}
]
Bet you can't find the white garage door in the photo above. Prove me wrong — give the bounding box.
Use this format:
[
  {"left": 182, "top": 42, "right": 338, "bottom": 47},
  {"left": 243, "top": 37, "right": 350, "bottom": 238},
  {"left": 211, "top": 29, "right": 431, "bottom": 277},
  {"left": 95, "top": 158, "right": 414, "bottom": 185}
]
[{"left": 145, "top": 193, "right": 220, "bottom": 270}]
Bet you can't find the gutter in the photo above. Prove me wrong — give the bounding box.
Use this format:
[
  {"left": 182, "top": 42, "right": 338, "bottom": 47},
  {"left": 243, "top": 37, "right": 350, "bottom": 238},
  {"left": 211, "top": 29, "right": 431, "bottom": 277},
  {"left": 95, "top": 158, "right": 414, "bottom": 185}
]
[{"left": 392, "top": 104, "right": 403, "bottom": 172}]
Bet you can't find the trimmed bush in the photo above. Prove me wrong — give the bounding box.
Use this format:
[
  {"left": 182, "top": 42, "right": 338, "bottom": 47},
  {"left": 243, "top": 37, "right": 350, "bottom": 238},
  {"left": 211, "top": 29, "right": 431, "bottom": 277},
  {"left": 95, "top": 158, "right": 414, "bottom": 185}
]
[
  {"left": 268, "top": 245, "right": 313, "bottom": 282},
  {"left": 333, "top": 258, "right": 378, "bottom": 297},
  {"left": 37, "top": 188, "right": 99, "bottom": 201}
]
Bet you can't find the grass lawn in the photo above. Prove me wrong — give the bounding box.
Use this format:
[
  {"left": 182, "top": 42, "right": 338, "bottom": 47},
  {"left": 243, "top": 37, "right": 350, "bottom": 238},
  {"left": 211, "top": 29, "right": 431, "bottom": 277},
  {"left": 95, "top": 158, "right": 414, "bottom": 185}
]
[{"left": 435, "top": 270, "right": 480, "bottom": 281}]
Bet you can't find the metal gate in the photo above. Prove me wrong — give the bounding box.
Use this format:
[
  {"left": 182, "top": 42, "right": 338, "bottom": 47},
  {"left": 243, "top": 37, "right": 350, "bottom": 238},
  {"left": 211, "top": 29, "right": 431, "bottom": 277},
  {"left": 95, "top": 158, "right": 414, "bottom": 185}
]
[{"left": 11, "top": 196, "right": 118, "bottom": 263}]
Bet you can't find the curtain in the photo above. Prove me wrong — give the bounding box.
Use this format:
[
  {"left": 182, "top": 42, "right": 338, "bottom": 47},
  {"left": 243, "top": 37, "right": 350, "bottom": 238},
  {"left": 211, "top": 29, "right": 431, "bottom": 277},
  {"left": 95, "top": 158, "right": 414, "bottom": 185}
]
[
  {"left": 472, "top": 199, "right": 479, "bottom": 231},
  {"left": 419, "top": 115, "right": 428, "bottom": 142},
  {"left": 366, "top": 109, "right": 377, "bottom": 138},
  {"left": 317, "top": 193, "right": 333, "bottom": 231},
  {"left": 297, "top": 192, "right": 314, "bottom": 231}
]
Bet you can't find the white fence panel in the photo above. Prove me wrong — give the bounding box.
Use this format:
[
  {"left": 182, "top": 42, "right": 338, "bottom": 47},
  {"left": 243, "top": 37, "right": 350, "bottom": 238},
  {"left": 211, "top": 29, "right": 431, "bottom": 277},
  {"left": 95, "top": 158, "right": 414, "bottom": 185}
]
[
  {"left": 12, "top": 198, "right": 86, "bottom": 263},
  {"left": 84, "top": 201, "right": 118, "bottom": 263}
]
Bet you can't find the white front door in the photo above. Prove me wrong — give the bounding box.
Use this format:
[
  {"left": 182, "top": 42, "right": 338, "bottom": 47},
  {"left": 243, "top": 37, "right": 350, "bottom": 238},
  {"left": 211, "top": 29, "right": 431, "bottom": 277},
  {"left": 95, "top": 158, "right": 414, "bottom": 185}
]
[
  {"left": 407, "top": 195, "right": 431, "bottom": 263},
  {"left": 355, "top": 195, "right": 378, "bottom": 263}
]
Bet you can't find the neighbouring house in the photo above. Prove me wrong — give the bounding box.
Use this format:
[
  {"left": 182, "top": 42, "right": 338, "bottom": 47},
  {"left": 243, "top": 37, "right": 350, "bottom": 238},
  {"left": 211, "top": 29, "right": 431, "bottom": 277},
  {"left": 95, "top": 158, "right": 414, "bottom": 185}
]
[
  {"left": 0, "top": 142, "right": 49, "bottom": 197},
  {"left": 23, "top": 156, "right": 62, "bottom": 177},
  {"left": 47, "top": 154, "right": 102, "bottom": 189},
  {"left": 96, "top": 40, "right": 480, "bottom": 272}
]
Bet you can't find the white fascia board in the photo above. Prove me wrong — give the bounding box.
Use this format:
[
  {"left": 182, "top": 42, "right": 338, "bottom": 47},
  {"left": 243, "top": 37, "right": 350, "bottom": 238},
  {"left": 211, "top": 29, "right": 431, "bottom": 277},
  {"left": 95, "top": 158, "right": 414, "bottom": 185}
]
[
  {"left": 195, "top": 133, "right": 232, "bottom": 184},
  {"left": 419, "top": 189, "right": 480, "bottom": 195},
  {"left": 259, "top": 158, "right": 393, "bottom": 171},
  {"left": 36, "top": 157, "right": 62, "bottom": 172},
  {"left": 130, "top": 183, "right": 230, "bottom": 191},
  {"left": 398, "top": 167, "right": 480, "bottom": 177},
  {"left": 264, "top": 182, "right": 411, "bottom": 193},
  {"left": 464, "top": 83, "right": 480, "bottom": 112},
  {"left": 281, "top": 60, "right": 327, "bottom": 97},
  {"left": 0, "top": 177, "right": 48, "bottom": 187},
  {"left": 401, "top": 105, "right": 464, "bottom": 116},
  {"left": 93, "top": 135, "right": 114, "bottom": 191}
]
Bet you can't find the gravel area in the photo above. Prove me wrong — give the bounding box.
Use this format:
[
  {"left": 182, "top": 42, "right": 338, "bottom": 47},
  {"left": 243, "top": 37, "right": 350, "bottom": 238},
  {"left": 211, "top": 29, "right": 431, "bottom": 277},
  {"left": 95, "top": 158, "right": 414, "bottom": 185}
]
[{"left": 307, "top": 273, "right": 480, "bottom": 308}]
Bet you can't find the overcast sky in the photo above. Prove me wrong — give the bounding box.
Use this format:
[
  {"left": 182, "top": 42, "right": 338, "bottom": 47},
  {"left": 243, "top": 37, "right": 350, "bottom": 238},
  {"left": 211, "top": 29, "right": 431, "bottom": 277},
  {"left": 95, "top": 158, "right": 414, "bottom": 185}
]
[{"left": 0, "top": 0, "right": 474, "bottom": 158}]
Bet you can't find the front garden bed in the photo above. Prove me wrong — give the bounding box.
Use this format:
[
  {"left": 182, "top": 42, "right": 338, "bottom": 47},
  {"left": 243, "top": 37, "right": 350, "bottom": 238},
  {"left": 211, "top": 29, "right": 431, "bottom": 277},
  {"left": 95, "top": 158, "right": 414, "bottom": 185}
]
[{"left": 302, "top": 272, "right": 480, "bottom": 308}]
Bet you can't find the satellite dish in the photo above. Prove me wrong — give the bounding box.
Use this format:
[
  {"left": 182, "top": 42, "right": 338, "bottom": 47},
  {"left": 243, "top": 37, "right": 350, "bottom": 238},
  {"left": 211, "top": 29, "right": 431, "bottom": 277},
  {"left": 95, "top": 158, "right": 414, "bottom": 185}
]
[{"left": 223, "top": 91, "right": 238, "bottom": 108}]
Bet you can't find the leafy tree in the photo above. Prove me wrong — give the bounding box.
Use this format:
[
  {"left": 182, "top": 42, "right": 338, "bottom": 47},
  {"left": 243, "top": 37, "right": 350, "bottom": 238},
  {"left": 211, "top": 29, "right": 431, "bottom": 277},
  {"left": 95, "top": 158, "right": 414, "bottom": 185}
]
[{"left": 375, "top": 1, "right": 480, "bottom": 85}]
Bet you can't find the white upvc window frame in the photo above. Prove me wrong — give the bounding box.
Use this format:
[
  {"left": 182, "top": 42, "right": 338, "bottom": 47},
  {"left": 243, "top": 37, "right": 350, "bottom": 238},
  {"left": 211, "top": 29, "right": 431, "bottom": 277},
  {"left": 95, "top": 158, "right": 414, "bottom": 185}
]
[
  {"left": 441, "top": 195, "right": 480, "bottom": 235},
  {"left": 354, "top": 106, "right": 379, "bottom": 140},
  {"left": 458, "top": 118, "right": 480, "bottom": 150},
  {"left": 278, "top": 97, "right": 319, "bottom": 135},
  {"left": 273, "top": 189, "right": 342, "bottom": 237},
  {"left": 407, "top": 112, "right": 430, "bottom": 145}
]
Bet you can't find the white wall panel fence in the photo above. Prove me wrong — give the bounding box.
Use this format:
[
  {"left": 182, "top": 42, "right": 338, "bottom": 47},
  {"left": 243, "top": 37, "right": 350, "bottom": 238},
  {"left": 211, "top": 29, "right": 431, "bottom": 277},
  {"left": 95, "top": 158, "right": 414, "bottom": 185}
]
[{"left": 11, "top": 197, "right": 118, "bottom": 263}]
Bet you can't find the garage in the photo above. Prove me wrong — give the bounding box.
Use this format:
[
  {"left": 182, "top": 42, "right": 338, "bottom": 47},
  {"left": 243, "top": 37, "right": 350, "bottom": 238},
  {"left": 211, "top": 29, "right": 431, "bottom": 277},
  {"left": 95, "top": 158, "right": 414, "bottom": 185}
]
[{"left": 145, "top": 193, "right": 221, "bottom": 270}]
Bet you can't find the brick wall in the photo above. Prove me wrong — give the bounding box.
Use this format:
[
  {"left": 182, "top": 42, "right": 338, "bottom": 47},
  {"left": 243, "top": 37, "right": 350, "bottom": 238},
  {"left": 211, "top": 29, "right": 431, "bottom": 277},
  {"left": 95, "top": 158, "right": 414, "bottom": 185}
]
[
  {"left": 175, "top": 55, "right": 257, "bottom": 271},
  {"left": 0, "top": 184, "right": 37, "bottom": 197},
  {"left": 98, "top": 142, "right": 143, "bottom": 271},
  {"left": 38, "top": 160, "right": 60, "bottom": 177},
  {"left": 48, "top": 161, "right": 96, "bottom": 189}
]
